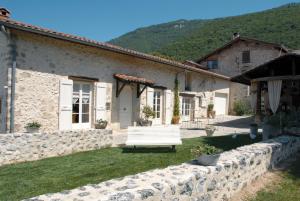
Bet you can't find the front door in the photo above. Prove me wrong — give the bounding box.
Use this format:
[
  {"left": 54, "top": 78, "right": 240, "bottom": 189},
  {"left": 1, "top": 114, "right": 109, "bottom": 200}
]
[
  {"left": 119, "top": 85, "right": 132, "bottom": 129},
  {"left": 153, "top": 90, "right": 162, "bottom": 125},
  {"left": 72, "top": 82, "right": 92, "bottom": 129}
]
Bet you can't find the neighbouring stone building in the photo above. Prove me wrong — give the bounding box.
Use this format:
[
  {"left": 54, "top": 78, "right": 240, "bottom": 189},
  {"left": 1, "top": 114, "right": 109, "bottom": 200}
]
[
  {"left": 187, "top": 34, "right": 288, "bottom": 113},
  {"left": 0, "top": 8, "right": 230, "bottom": 133}
]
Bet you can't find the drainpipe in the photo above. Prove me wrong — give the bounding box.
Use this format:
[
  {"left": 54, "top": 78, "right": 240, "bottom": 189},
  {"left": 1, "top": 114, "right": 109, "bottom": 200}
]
[
  {"left": 1, "top": 25, "right": 16, "bottom": 133},
  {"left": 10, "top": 60, "right": 16, "bottom": 133}
]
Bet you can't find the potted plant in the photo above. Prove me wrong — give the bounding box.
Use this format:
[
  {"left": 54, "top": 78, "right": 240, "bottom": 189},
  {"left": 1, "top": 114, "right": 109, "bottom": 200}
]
[
  {"left": 95, "top": 119, "right": 108, "bottom": 129},
  {"left": 172, "top": 76, "right": 180, "bottom": 124},
  {"left": 207, "top": 104, "right": 215, "bottom": 119},
  {"left": 191, "top": 144, "right": 221, "bottom": 166},
  {"left": 138, "top": 106, "right": 155, "bottom": 126},
  {"left": 25, "top": 121, "right": 41, "bottom": 133},
  {"left": 249, "top": 123, "right": 258, "bottom": 139},
  {"left": 205, "top": 125, "right": 216, "bottom": 136}
]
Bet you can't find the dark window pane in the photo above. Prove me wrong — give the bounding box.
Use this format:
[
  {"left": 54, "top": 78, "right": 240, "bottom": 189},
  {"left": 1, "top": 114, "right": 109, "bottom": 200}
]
[
  {"left": 72, "top": 103, "right": 79, "bottom": 113},
  {"left": 242, "top": 51, "right": 250, "bottom": 63},
  {"left": 82, "top": 114, "right": 89, "bottom": 123},
  {"left": 82, "top": 104, "right": 89, "bottom": 113}
]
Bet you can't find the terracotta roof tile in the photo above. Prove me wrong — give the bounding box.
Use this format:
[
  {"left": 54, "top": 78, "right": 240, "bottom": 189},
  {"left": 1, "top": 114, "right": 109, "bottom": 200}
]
[{"left": 0, "top": 18, "right": 230, "bottom": 80}]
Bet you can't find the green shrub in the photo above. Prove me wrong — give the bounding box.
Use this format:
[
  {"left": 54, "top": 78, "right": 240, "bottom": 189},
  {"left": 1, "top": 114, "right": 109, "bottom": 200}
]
[
  {"left": 233, "top": 100, "right": 252, "bottom": 116},
  {"left": 191, "top": 144, "right": 221, "bottom": 157},
  {"left": 142, "top": 106, "right": 155, "bottom": 120}
]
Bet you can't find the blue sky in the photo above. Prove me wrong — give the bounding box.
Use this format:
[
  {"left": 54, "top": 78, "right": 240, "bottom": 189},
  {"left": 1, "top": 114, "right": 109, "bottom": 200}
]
[{"left": 1, "top": 0, "right": 299, "bottom": 41}]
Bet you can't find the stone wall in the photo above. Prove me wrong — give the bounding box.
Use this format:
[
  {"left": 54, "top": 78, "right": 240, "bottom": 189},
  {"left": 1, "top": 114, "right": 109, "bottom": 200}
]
[
  {"left": 6, "top": 29, "right": 229, "bottom": 132},
  {"left": 0, "top": 129, "right": 112, "bottom": 166},
  {"left": 27, "top": 136, "right": 300, "bottom": 201}
]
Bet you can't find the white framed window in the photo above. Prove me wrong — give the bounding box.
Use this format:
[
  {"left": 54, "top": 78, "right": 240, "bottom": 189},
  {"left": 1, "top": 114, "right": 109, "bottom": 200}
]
[
  {"left": 72, "top": 82, "right": 92, "bottom": 129},
  {"left": 153, "top": 90, "right": 162, "bottom": 119},
  {"left": 181, "top": 97, "right": 191, "bottom": 116}
]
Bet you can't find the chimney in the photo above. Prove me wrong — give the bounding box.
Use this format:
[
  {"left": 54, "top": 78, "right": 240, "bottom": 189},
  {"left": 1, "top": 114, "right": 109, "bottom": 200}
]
[
  {"left": 232, "top": 32, "right": 240, "bottom": 40},
  {"left": 0, "top": 8, "right": 11, "bottom": 19}
]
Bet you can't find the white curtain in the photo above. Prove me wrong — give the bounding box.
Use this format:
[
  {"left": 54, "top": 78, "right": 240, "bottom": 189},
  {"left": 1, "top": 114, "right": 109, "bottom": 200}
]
[{"left": 268, "top": 80, "right": 282, "bottom": 114}]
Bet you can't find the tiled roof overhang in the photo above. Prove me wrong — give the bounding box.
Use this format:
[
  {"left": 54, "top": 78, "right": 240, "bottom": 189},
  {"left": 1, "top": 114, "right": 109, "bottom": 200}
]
[
  {"left": 114, "top": 74, "right": 154, "bottom": 86},
  {"left": 0, "top": 18, "right": 230, "bottom": 81}
]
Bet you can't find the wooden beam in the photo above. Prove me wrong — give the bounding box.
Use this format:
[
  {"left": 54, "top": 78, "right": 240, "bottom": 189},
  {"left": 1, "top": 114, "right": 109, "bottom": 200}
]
[
  {"left": 252, "top": 75, "right": 300, "bottom": 82},
  {"left": 116, "top": 79, "right": 126, "bottom": 98},
  {"left": 255, "top": 81, "right": 262, "bottom": 123},
  {"left": 136, "top": 84, "right": 147, "bottom": 98}
]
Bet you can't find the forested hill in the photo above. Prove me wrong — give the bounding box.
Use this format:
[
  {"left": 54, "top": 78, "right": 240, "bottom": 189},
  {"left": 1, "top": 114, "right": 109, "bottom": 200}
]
[{"left": 109, "top": 3, "right": 300, "bottom": 61}]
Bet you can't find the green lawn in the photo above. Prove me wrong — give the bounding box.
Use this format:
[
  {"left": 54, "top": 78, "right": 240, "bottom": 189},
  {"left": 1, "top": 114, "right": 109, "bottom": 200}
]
[
  {"left": 0, "top": 134, "right": 260, "bottom": 201},
  {"left": 250, "top": 155, "right": 300, "bottom": 201}
]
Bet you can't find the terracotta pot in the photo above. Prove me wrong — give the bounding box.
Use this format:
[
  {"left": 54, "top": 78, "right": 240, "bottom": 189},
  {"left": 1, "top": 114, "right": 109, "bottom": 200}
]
[{"left": 171, "top": 116, "right": 180, "bottom": 124}]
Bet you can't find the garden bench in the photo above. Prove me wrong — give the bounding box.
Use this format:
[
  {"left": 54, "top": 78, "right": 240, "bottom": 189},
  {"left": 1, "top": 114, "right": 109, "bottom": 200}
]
[{"left": 126, "top": 125, "right": 182, "bottom": 149}]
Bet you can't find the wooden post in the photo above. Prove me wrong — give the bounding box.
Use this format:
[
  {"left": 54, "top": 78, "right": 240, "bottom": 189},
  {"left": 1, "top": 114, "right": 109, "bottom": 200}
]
[{"left": 255, "top": 81, "right": 262, "bottom": 123}]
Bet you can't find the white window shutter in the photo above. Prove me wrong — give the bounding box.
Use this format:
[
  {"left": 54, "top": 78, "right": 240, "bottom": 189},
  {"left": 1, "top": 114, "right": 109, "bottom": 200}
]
[
  {"left": 146, "top": 87, "right": 154, "bottom": 109},
  {"left": 164, "top": 90, "right": 172, "bottom": 124},
  {"left": 59, "top": 79, "right": 73, "bottom": 130},
  {"left": 95, "top": 82, "right": 107, "bottom": 121}
]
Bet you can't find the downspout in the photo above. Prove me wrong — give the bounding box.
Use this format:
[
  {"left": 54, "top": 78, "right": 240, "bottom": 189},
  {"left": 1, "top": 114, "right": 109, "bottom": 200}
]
[{"left": 1, "top": 25, "right": 16, "bottom": 133}]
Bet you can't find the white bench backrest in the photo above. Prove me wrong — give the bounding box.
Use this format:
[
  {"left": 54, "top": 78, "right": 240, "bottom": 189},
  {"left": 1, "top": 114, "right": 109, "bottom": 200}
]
[{"left": 126, "top": 125, "right": 182, "bottom": 146}]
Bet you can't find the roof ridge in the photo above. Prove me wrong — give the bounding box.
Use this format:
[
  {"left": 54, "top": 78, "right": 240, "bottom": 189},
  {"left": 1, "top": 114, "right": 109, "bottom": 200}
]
[{"left": 0, "top": 18, "right": 230, "bottom": 80}]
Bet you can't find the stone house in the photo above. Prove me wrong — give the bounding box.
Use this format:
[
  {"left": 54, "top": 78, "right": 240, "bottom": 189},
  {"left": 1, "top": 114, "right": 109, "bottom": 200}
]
[
  {"left": 0, "top": 8, "right": 230, "bottom": 133},
  {"left": 187, "top": 34, "right": 288, "bottom": 113}
]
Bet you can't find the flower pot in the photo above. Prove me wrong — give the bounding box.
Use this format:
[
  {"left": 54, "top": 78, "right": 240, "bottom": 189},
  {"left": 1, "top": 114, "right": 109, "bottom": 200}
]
[
  {"left": 95, "top": 121, "right": 108, "bottom": 129},
  {"left": 26, "top": 127, "right": 40, "bottom": 133},
  {"left": 205, "top": 129, "right": 215, "bottom": 137},
  {"left": 137, "top": 119, "right": 152, "bottom": 126},
  {"left": 171, "top": 116, "right": 180, "bottom": 124},
  {"left": 197, "top": 154, "right": 220, "bottom": 166}
]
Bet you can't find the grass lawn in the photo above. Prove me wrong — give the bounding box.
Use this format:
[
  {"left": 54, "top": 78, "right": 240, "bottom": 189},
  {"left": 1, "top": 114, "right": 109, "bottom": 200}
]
[
  {"left": 249, "top": 154, "right": 300, "bottom": 201},
  {"left": 0, "top": 134, "right": 260, "bottom": 201}
]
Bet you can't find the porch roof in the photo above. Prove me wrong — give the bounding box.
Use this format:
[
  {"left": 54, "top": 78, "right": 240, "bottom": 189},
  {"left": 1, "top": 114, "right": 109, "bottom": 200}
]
[
  {"left": 113, "top": 74, "right": 155, "bottom": 86},
  {"left": 231, "top": 53, "right": 300, "bottom": 85}
]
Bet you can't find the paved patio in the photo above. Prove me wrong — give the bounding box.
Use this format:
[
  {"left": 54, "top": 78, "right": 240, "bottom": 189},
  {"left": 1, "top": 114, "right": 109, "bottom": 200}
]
[{"left": 113, "top": 115, "right": 259, "bottom": 146}]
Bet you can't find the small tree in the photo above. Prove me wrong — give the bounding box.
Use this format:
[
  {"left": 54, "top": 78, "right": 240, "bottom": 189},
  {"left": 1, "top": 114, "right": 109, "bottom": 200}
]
[
  {"left": 172, "top": 76, "right": 180, "bottom": 124},
  {"left": 142, "top": 106, "right": 155, "bottom": 120}
]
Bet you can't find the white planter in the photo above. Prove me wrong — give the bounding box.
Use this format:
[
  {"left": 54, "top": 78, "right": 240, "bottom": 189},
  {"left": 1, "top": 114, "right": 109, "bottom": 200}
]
[
  {"left": 197, "top": 154, "right": 220, "bottom": 166},
  {"left": 26, "top": 127, "right": 40, "bottom": 133}
]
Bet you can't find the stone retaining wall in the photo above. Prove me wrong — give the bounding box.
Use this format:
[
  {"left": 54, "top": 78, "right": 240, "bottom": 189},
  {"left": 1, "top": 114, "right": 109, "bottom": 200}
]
[
  {"left": 0, "top": 129, "right": 112, "bottom": 166},
  {"left": 27, "top": 136, "right": 300, "bottom": 201}
]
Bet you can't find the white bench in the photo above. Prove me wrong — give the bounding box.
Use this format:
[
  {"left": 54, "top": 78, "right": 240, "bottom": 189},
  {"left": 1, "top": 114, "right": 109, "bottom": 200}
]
[{"left": 126, "top": 125, "right": 182, "bottom": 149}]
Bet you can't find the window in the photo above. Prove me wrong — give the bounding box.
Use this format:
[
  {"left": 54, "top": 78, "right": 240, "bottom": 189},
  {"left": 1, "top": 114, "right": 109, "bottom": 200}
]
[
  {"left": 153, "top": 91, "right": 161, "bottom": 118},
  {"left": 185, "top": 72, "right": 192, "bottom": 91},
  {"left": 207, "top": 60, "right": 218, "bottom": 69},
  {"left": 72, "top": 82, "right": 92, "bottom": 127},
  {"left": 181, "top": 97, "right": 191, "bottom": 116},
  {"left": 242, "top": 50, "right": 250, "bottom": 64}
]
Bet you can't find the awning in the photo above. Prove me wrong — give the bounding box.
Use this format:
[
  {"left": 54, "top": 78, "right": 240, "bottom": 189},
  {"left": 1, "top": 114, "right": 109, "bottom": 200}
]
[
  {"left": 114, "top": 73, "right": 154, "bottom": 86},
  {"left": 114, "top": 73, "right": 168, "bottom": 98}
]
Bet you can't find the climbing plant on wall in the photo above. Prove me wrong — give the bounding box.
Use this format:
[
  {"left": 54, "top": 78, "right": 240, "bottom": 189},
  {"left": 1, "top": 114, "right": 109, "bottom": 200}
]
[{"left": 172, "top": 75, "right": 180, "bottom": 124}]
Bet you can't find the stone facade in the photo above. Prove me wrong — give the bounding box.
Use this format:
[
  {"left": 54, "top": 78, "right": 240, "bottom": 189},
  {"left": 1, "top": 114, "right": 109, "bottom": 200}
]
[
  {"left": 0, "top": 129, "right": 112, "bottom": 166},
  {"left": 0, "top": 28, "right": 230, "bottom": 133},
  {"left": 26, "top": 135, "right": 300, "bottom": 201},
  {"left": 198, "top": 39, "right": 285, "bottom": 113}
]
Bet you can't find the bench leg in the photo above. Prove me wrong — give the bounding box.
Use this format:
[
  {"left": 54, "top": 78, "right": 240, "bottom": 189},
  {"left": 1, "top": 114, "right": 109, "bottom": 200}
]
[
  {"left": 133, "top": 145, "right": 136, "bottom": 150},
  {"left": 171, "top": 145, "right": 175, "bottom": 151}
]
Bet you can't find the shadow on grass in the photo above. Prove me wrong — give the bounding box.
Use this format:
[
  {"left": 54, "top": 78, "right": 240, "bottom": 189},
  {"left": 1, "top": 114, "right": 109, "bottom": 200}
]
[
  {"left": 213, "top": 116, "right": 255, "bottom": 129},
  {"left": 122, "top": 147, "right": 177, "bottom": 153},
  {"left": 200, "top": 134, "right": 262, "bottom": 151}
]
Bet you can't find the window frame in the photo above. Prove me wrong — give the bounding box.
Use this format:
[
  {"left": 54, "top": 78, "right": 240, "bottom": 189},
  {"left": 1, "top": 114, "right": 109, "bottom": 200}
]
[
  {"left": 181, "top": 97, "right": 191, "bottom": 116},
  {"left": 72, "top": 81, "right": 92, "bottom": 129},
  {"left": 207, "top": 60, "right": 218, "bottom": 69}
]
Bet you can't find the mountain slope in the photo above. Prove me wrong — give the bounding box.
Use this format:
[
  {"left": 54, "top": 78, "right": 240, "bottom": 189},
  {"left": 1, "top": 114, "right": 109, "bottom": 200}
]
[{"left": 110, "top": 3, "right": 300, "bottom": 61}]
